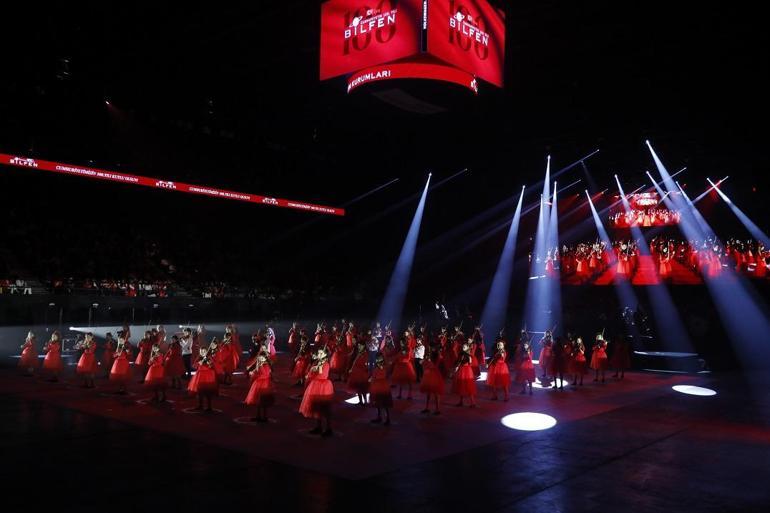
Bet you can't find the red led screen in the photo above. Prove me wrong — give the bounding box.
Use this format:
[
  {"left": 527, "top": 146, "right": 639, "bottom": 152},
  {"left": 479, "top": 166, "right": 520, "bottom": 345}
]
[
  {"left": 320, "top": 0, "right": 424, "bottom": 80},
  {"left": 426, "top": 0, "right": 505, "bottom": 87}
]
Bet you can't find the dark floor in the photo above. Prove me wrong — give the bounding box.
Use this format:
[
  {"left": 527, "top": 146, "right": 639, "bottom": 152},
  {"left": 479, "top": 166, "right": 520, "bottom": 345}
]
[{"left": 2, "top": 364, "right": 769, "bottom": 512}]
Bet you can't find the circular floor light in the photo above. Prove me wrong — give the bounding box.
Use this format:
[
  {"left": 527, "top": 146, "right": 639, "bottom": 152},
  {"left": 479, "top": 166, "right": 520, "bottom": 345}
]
[
  {"left": 672, "top": 385, "right": 716, "bottom": 396},
  {"left": 501, "top": 412, "right": 557, "bottom": 431}
]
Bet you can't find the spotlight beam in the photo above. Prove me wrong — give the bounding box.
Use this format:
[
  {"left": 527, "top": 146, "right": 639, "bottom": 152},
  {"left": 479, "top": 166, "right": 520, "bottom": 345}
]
[
  {"left": 376, "top": 174, "right": 432, "bottom": 331},
  {"left": 708, "top": 178, "right": 770, "bottom": 247},
  {"left": 480, "top": 186, "right": 526, "bottom": 342}
]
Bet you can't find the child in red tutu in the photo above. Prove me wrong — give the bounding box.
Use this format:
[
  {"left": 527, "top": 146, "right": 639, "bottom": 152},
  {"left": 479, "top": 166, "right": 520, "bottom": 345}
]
[
  {"left": 245, "top": 353, "right": 274, "bottom": 423},
  {"left": 134, "top": 331, "right": 154, "bottom": 383},
  {"left": 591, "top": 333, "right": 609, "bottom": 383},
  {"left": 516, "top": 343, "right": 536, "bottom": 395},
  {"left": 452, "top": 343, "right": 477, "bottom": 407},
  {"left": 188, "top": 339, "right": 220, "bottom": 411},
  {"left": 101, "top": 333, "right": 115, "bottom": 378},
  {"left": 109, "top": 336, "right": 132, "bottom": 394},
  {"left": 18, "top": 331, "right": 39, "bottom": 376},
  {"left": 145, "top": 345, "right": 167, "bottom": 402},
  {"left": 486, "top": 341, "right": 510, "bottom": 401},
  {"left": 346, "top": 341, "right": 369, "bottom": 406},
  {"left": 292, "top": 337, "right": 311, "bottom": 386},
  {"left": 420, "top": 348, "right": 445, "bottom": 414},
  {"left": 392, "top": 341, "right": 416, "bottom": 400},
  {"left": 217, "top": 332, "right": 236, "bottom": 385},
  {"left": 369, "top": 354, "right": 393, "bottom": 425},
  {"left": 610, "top": 336, "right": 631, "bottom": 379},
  {"left": 75, "top": 332, "right": 98, "bottom": 388},
  {"left": 42, "top": 331, "right": 63, "bottom": 382},
  {"left": 570, "top": 337, "right": 588, "bottom": 386},
  {"left": 299, "top": 348, "right": 335, "bottom": 437},
  {"left": 329, "top": 328, "right": 350, "bottom": 382},
  {"left": 164, "top": 335, "right": 185, "bottom": 389}
]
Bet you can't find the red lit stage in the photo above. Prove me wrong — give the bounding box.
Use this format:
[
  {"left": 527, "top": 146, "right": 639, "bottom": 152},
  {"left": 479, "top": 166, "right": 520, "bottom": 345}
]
[{"left": 0, "top": 354, "right": 709, "bottom": 480}]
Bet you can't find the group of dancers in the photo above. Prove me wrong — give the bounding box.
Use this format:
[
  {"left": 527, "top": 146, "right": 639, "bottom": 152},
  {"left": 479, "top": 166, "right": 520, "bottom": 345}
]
[{"left": 16, "top": 321, "right": 633, "bottom": 437}]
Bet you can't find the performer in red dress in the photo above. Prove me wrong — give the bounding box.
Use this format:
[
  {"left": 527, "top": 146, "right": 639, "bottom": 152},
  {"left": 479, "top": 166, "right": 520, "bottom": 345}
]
[
  {"left": 299, "top": 348, "right": 334, "bottom": 437},
  {"left": 591, "top": 333, "right": 609, "bottom": 383},
  {"left": 419, "top": 348, "right": 445, "bottom": 414},
  {"left": 163, "top": 335, "right": 186, "bottom": 389},
  {"left": 109, "top": 336, "right": 132, "bottom": 394},
  {"left": 515, "top": 343, "right": 536, "bottom": 395},
  {"left": 134, "top": 331, "right": 153, "bottom": 383},
  {"left": 42, "top": 331, "right": 63, "bottom": 382},
  {"left": 75, "top": 332, "right": 98, "bottom": 388},
  {"left": 391, "top": 342, "right": 417, "bottom": 400},
  {"left": 245, "top": 353, "right": 274, "bottom": 423},
  {"left": 659, "top": 246, "right": 673, "bottom": 279},
  {"left": 144, "top": 345, "right": 167, "bottom": 402},
  {"left": 570, "top": 337, "right": 588, "bottom": 386},
  {"left": 101, "top": 333, "right": 115, "bottom": 378},
  {"left": 217, "top": 332, "right": 236, "bottom": 385},
  {"left": 452, "top": 343, "right": 477, "bottom": 407},
  {"left": 188, "top": 339, "right": 220, "bottom": 411},
  {"left": 292, "top": 337, "right": 311, "bottom": 386},
  {"left": 486, "top": 341, "right": 510, "bottom": 401},
  {"left": 18, "top": 331, "right": 39, "bottom": 376},
  {"left": 369, "top": 354, "right": 393, "bottom": 425},
  {"left": 610, "top": 336, "right": 632, "bottom": 379},
  {"left": 226, "top": 324, "right": 243, "bottom": 368},
  {"left": 538, "top": 330, "right": 554, "bottom": 379},
  {"left": 287, "top": 322, "right": 300, "bottom": 368},
  {"left": 329, "top": 327, "right": 350, "bottom": 381},
  {"left": 346, "top": 341, "right": 370, "bottom": 406}
]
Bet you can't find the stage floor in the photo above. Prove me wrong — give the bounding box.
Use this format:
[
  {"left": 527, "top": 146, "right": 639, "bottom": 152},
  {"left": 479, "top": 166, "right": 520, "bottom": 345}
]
[{"left": 2, "top": 356, "right": 769, "bottom": 512}]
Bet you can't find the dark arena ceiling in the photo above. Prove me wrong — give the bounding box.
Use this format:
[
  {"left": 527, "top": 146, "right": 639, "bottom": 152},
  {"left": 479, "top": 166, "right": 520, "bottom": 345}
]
[{"left": 1, "top": 0, "right": 768, "bottom": 301}]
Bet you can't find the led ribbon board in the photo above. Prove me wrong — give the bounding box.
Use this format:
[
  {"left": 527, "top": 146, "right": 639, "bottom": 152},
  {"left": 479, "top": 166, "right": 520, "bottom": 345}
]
[{"left": 0, "top": 154, "right": 345, "bottom": 216}]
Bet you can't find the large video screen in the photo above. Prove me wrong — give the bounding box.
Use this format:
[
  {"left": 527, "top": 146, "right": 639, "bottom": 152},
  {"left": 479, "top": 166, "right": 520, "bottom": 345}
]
[
  {"left": 534, "top": 238, "right": 768, "bottom": 285},
  {"left": 608, "top": 192, "right": 681, "bottom": 228}
]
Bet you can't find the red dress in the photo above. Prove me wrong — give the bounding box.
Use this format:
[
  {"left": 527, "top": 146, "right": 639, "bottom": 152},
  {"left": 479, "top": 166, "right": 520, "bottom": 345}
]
[
  {"left": 188, "top": 361, "right": 218, "bottom": 396},
  {"left": 369, "top": 367, "right": 393, "bottom": 408},
  {"left": 135, "top": 340, "right": 152, "bottom": 366},
  {"left": 299, "top": 363, "right": 334, "bottom": 418},
  {"left": 590, "top": 343, "right": 609, "bottom": 370},
  {"left": 245, "top": 365, "right": 274, "bottom": 407},
  {"left": 292, "top": 353, "right": 311, "bottom": 380},
  {"left": 515, "top": 351, "right": 536, "bottom": 383},
  {"left": 486, "top": 351, "right": 510, "bottom": 389},
  {"left": 452, "top": 355, "right": 477, "bottom": 396},
  {"left": 346, "top": 353, "right": 370, "bottom": 394},
  {"left": 144, "top": 355, "right": 167, "bottom": 389},
  {"left": 19, "top": 341, "right": 39, "bottom": 369},
  {"left": 419, "top": 359, "right": 445, "bottom": 395},
  {"left": 76, "top": 344, "right": 97, "bottom": 375},
  {"left": 330, "top": 344, "right": 350, "bottom": 375},
  {"left": 163, "top": 343, "right": 185, "bottom": 378},
  {"left": 110, "top": 351, "right": 131, "bottom": 383},
  {"left": 391, "top": 353, "right": 417, "bottom": 385},
  {"left": 216, "top": 343, "right": 235, "bottom": 375},
  {"left": 42, "top": 341, "right": 63, "bottom": 373},
  {"left": 538, "top": 340, "right": 553, "bottom": 374},
  {"left": 570, "top": 349, "right": 588, "bottom": 374}
]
